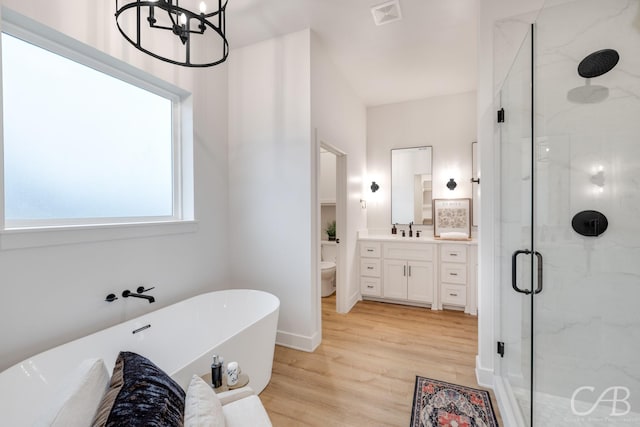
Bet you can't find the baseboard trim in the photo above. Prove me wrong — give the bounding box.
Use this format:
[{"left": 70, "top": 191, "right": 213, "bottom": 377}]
[
  {"left": 347, "top": 291, "right": 360, "bottom": 312},
  {"left": 310, "top": 330, "right": 321, "bottom": 351},
  {"left": 493, "top": 374, "right": 526, "bottom": 427},
  {"left": 276, "top": 330, "right": 317, "bottom": 352},
  {"left": 475, "top": 355, "right": 494, "bottom": 388}
]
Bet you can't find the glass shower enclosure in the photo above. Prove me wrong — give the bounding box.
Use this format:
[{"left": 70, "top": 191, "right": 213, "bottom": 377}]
[{"left": 497, "top": 0, "right": 640, "bottom": 425}]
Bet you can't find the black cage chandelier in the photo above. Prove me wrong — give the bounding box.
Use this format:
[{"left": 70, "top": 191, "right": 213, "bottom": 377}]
[{"left": 115, "top": 0, "right": 229, "bottom": 67}]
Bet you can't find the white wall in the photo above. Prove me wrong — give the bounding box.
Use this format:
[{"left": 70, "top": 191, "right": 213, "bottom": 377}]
[
  {"left": 227, "top": 29, "right": 365, "bottom": 351},
  {"left": 311, "top": 31, "right": 367, "bottom": 315},
  {"left": 228, "top": 29, "right": 315, "bottom": 350},
  {"left": 0, "top": 1, "right": 229, "bottom": 370},
  {"left": 367, "top": 92, "right": 477, "bottom": 230}
]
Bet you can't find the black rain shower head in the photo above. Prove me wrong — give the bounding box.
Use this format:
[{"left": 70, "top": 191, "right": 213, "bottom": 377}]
[{"left": 577, "top": 49, "right": 620, "bottom": 78}]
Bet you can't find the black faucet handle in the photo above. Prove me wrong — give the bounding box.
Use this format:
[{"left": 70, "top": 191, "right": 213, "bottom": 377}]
[
  {"left": 137, "top": 286, "right": 156, "bottom": 294},
  {"left": 105, "top": 293, "right": 118, "bottom": 302}
]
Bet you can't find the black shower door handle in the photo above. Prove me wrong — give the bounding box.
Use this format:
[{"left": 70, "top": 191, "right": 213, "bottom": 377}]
[
  {"left": 512, "top": 249, "right": 544, "bottom": 295},
  {"left": 512, "top": 250, "right": 532, "bottom": 294},
  {"left": 534, "top": 251, "right": 543, "bottom": 294}
]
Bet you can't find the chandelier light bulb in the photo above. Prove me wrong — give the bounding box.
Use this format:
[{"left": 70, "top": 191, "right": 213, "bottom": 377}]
[
  {"left": 200, "top": 2, "right": 207, "bottom": 13},
  {"left": 179, "top": 13, "right": 187, "bottom": 25}
]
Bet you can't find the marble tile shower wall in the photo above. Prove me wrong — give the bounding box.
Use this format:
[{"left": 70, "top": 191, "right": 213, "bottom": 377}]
[{"left": 533, "top": 0, "right": 640, "bottom": 409}]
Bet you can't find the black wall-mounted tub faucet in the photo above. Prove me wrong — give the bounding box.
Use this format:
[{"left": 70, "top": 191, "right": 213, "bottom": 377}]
[{"left": 122, "top": 287, "right": 156, "bottom": 303}]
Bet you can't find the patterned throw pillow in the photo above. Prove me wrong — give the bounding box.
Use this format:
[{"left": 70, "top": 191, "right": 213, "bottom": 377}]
[{"left": 92, "top": 351, "right": 186, "bottom": 427}]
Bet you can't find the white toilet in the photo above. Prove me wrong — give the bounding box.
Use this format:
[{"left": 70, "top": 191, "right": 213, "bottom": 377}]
[{"left": 320, "top": 242, "right": 337, "bottom": 297}]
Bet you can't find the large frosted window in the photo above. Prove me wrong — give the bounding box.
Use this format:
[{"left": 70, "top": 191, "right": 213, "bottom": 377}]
[{"left": 2, "top": 32, "right": 175, "bottom": 227}]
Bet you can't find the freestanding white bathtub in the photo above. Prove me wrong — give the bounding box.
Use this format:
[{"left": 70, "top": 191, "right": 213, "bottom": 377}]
[{"left": 0, "top": 289, "right": 280, "bottom": 426}]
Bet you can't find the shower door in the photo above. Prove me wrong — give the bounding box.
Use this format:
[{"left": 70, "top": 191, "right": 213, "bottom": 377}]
[{"left": 497, "top": 26, "right": 535, "bottom": 426}]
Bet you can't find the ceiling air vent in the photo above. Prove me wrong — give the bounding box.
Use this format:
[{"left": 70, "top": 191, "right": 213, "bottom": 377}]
[{"left": 371, "top": 0, "right": 402, "bottom": 26}]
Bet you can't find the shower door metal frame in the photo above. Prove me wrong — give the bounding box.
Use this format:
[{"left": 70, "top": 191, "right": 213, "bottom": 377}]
[{"left": 527, "top": 22, "right": 537, "bottom": 426}]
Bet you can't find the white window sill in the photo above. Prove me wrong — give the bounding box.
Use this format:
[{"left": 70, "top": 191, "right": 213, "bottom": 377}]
[{"left": 0, "top": 220, "right": 199, "bottom": 250}]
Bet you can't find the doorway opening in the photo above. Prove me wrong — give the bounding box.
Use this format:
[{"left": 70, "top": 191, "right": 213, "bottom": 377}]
[{"left": 316, "top": 138, "right": 347, "bottom": 329}]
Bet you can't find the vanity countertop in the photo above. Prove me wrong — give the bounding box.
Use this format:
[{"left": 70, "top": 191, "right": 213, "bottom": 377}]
[{"left": 358, "top": 233, "right": 477, "bottom": 245}]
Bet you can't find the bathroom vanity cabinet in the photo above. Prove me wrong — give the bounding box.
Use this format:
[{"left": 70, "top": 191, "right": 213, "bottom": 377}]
[{"left": 358, "top": 235, "right": 477, "bottom": 314}]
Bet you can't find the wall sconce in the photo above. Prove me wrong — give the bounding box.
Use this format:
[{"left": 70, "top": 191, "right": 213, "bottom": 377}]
[
  {"left": 370, "top": 181, "right": 380, "bottom": 192},
  {"left": 446, "top": 178, "right": 457, "bottom": 191}
]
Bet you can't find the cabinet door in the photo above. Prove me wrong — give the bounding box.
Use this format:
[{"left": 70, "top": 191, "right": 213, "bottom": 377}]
[
  {"left": 383, "top": 260, "right": 407, "bottom": 299},
  {"left": 407, "top": 261, "right": 434, "bottom": 303}
]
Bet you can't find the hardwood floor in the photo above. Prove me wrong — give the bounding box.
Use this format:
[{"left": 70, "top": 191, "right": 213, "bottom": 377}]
[{"left": 260, "top": 295, "right": 501, "bottom": 426}]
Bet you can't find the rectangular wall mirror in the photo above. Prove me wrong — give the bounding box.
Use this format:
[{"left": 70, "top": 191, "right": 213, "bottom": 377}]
[{"left": 391, "top": 146, "right": 433, "bottom": 225}]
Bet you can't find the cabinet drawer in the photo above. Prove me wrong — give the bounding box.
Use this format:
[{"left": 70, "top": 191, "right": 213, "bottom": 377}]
[
  {"left": 360, "top": 242, "right": 381, "bottom": 258},
  {"left": 360, "top": 259, "right": 381, "bottom": 277},
  {"left": 441, "top": 262, "right": 467, "bottom": 284},
  {"left": 361, "top": 277, "right": 381, "bottom": 297},
  {"left": 384, "top": 243, "right": 434, "bottom": 261},
  {"left": 441, "top": 244, "right": 467, "bottom": 263},
  {"left": 441, "top": 284, "right": 467, "bottom": 306}
]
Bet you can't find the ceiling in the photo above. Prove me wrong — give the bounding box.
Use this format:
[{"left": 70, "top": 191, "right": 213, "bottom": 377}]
[{"left": 226, "top": 0, "right": 478, "bottom": 107}]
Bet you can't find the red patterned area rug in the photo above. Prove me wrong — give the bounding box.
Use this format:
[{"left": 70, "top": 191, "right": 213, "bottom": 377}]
[{"left": 410, "top": 377, "right": 499, "bottom": 427}]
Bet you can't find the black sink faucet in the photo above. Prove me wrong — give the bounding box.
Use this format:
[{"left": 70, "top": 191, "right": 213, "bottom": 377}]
[{"left": 122, "top": 286, "right": 156, "bottom": 303}]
